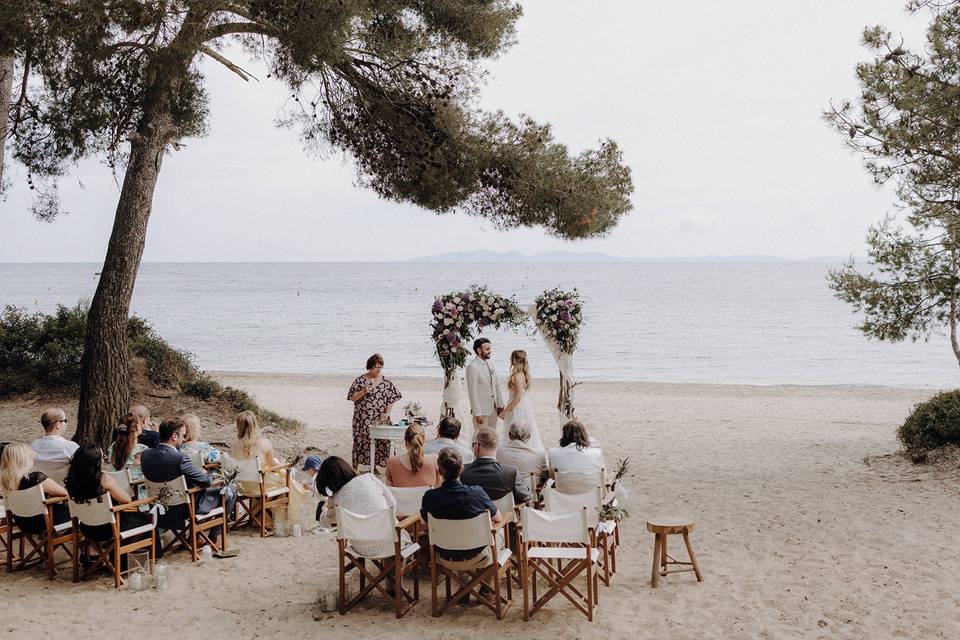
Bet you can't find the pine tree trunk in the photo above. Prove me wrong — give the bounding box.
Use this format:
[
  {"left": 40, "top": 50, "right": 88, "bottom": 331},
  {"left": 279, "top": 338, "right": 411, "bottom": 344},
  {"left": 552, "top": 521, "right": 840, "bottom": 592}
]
[
  {"left": 0, "top": 55, "right": 14, "bottom": 189},
  {"left": 75, "top": 111, "right": 174, "bottom": 448}
]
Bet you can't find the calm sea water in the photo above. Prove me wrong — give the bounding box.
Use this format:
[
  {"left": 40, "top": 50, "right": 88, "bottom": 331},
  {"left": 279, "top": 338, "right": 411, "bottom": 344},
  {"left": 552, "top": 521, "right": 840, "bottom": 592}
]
[{"left": 0, "top": 262, "right": 956, "bottom": 388}]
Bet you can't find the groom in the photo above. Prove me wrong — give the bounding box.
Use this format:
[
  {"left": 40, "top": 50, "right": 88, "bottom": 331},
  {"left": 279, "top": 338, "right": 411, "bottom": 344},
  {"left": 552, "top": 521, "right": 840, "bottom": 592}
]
[{"left": 466, "top": 337, "right": 504, "bottom": 431}]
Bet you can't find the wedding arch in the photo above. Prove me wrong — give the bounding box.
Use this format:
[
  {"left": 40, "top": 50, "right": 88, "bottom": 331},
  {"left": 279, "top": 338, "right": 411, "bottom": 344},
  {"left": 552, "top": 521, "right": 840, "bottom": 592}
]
[{"left": 429, "top": 284, "right": 584, "bottom": 431}]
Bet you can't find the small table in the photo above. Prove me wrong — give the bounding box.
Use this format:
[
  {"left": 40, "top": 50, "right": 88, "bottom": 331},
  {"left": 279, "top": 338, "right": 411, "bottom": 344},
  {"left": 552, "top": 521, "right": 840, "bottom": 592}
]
[{"left": 369, "top": 424, "right": 409, "bottom": 472}]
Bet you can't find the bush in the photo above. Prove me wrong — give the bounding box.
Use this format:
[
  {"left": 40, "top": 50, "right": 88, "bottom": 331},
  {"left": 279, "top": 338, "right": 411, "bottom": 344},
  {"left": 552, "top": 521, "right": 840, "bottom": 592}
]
[
  {"left": 0, "top": 303, "right": 87, "bottom": 395},
  {"left": 127, "top": 319, "right": 197, "bottom": 388},
  {"left": 181, "top": 375, "right": 223, "bottom": 400},
  {"left": 898, "top": 390, "right": 960, "bottom": 462}
]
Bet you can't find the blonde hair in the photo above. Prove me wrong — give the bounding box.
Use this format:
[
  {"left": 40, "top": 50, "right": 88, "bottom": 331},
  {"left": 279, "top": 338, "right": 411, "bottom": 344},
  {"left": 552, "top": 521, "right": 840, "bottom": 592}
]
[
  {"left": 405, "top": 423, "right": 426, "bottom": 472},
  {"left": 507, "top": 350, "right": 530, "bottom": 390},
  {"left": 235, "top": 411, "right": 261, "bottom": 458},
  {"left": 182, "top": 413, "right": 202, "bottom": 443},
  {"left": 0, "top": 443, "right": 35, "bottom": 495}
]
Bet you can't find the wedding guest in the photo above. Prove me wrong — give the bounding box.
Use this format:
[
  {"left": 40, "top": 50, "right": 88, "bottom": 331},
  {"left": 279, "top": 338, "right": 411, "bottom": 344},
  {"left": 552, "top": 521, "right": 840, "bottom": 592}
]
[
  {"left": 300, "top": 455, "right": 322, "bottom": 492},
  {"left": 420, "top": 448, "right": 500, "bottom": 561},
  {"left": 180, "top": 413, "right": 221, "bottom": 464},
  {"left": 347, "top": 353, "right": 402, "bottom": 470},
  {"left": 496, "top": 420, "right": 548, "bottom": 490},
  {"left": 0, "top": 442, "right": 70, "bottom": 533},
  {"left": 317, "top": 456, "right": 408, "bottom": 557},
  {"left": 107, "top": 413, "right": 148, "bottom": 471},
  {"left": 141, "top": 417, "right": 235, "bottom": 542},
  {"left": 30, "top": 408, "right": 79, "bottom": 480},
  {"left": 66, "top": 444, "right": 160, "bottom": 556},
  {"left": 385, "top": 423, "right": 441, "bottom": 487},
  {"left": 132, "top": 405, "right": 160, "bottom": 448},
  {"left": 461, "top": 428, "right": 532, "bottom": 504},
  {"left": 232, "top": 410, "right": 305, "bottom": 525},
  {"left": 423, "top": 417, "right": 475, "bottom": 463},
  {"left": 547, "top": 420, "right": 605, "bottom": 475}
]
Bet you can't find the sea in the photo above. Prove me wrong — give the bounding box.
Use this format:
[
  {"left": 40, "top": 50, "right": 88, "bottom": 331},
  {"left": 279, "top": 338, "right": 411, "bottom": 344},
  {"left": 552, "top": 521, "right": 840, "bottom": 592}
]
[{"left": 0, "top": 262, "right": 956, "bottom": 389}]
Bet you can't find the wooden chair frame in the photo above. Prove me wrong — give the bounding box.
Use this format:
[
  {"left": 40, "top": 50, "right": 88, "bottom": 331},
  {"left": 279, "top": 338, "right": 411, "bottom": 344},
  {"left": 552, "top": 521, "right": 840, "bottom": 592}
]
[
  {"left": 336, "top": 510, "right": 421, "bottom": 618},
  {"left": 427, "top": 512, "right": 513, "bottom": 620},
  {"left": 544, "top": 481, "right": 620, "bottom": 587},
  {"left": 520, "top": 508, "right": 599, "bottom": 622},
  {"left": 4, "top": 487, "right": 74, "bottom": 579},
  {"left": 146, "top": 477, "right": 228, "bottom": 561},
  {"left": 233, "top": 461, "right": 290, "bottom": 537},
  {"left": 71, "top": 496, "right": 157, "bottom": 589}
]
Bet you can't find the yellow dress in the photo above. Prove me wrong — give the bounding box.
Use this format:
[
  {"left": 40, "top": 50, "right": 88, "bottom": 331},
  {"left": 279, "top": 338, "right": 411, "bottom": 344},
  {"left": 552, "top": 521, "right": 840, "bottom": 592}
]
[{"left": 233, "top": 440, "right": 308, "bottom": 526}]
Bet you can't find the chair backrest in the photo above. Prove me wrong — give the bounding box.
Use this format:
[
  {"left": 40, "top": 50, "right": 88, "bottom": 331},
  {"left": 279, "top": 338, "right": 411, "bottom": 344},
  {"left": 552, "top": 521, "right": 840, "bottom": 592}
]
[
  {"left": 552, "top": 468, "right": 606, "bottom": 495},
  {"left": 492, "top": 492, "right": 516, "bottom": 517},
  {"left": 184, "top": 449, "right": 204, "bottom": 470},
  {"left": 233, "top": 456, "right": 262, "bottom": 484},
  {"left": 427, "top": 512, "right": 492, "bottom": 551},
  {"left": 521, "top": 507, "right": 590, "bottom": 545},
  {"left": 44, "top": 466, "right": 68, "bottom": 486},
  {"left": 105, "top": 469, "right": 133, "bottom": 497},
  {"left": 68, "top": 493, "right": 115, "bottom": 527},
  {"left": 543, "top": 486, "right": 603, "bottom": 523},
  {"left": 4, "top": 484, "right": 46, "bottom": 518},
  {"left": 144, "top": 475, "right": 190, "bottom": 507},
  {"left": 335, "top": 506, "right": 398, "bottom": 543},
  {"left": 388, "top": 485, "right": 431, "bottom": 518},
  {"left": 219, "top": 453, "right": 238, "bottom": 475}
]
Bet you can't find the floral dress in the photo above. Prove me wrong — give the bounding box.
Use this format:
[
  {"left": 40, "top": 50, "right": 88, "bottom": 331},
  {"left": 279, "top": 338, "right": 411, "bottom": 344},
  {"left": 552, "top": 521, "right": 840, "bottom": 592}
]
[{"left": 348, "top": 375, "right": 402, "bottom": 469}]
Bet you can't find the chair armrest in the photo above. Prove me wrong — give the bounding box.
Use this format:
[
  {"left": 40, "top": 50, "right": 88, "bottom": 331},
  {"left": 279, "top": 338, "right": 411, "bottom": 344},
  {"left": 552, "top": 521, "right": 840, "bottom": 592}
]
[
  {"left": 492, "top": 512, "right": 513, "bottom": 531},
  {"left": 112, "top": 497, "right": 156, "bottom": 512},
  {"left": 187, "top": 486, "right": 204, "bottom": 495},
  {"left": 396, "top": 514, "right": 420, "bottom": 531},
  {"left": 44, "top": 496, "right": 69, "bottom": 506},
  {"left": 262, "top": 463, "right": 290, "bottom": 474}
]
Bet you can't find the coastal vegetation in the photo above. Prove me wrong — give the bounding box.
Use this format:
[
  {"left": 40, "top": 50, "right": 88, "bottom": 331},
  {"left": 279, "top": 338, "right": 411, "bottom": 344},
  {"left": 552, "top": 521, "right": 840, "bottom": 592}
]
[
  {"left": 0, "top": 303, "right": 300, "bottom": 445},
  {"left": 899, "top": 390, "right": 960, "bottom": 462}
]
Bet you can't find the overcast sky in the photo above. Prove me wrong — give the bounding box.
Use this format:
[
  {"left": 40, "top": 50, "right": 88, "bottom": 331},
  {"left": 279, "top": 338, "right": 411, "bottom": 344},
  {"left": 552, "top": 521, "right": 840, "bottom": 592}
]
[{"left": 0, "top": 0, "right": 931, "bottom": 263}]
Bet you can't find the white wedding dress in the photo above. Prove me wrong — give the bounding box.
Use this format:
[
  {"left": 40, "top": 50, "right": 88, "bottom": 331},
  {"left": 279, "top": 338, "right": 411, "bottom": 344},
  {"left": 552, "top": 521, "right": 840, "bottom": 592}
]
[{"left": 501, "top": 383, "right": 545, "bottom": 453}]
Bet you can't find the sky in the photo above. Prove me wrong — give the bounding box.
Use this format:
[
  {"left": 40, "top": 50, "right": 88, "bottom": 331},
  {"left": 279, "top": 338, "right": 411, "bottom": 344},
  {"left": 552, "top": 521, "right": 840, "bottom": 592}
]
[{"left": 0, "top": 0, "right": 932, "bottom": 263}]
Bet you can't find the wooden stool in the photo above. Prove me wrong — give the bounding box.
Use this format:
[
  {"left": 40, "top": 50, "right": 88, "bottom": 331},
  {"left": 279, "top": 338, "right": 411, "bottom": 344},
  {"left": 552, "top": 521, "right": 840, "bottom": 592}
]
[{"left": 646, "top": 517, "right": 703, "bottom": 588}]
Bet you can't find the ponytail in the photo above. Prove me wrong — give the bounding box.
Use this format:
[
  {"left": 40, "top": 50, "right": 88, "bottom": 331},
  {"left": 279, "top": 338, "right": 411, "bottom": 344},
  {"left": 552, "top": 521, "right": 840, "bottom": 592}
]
[{"left": 405, "top": 424, "right": 425, "bottom": 472}]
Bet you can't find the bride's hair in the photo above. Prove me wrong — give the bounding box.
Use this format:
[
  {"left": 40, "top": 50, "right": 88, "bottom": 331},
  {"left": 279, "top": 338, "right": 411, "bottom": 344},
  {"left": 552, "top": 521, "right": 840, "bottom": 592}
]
[{"left": 508, "top": 350, "right": 530, "bottom": 390}]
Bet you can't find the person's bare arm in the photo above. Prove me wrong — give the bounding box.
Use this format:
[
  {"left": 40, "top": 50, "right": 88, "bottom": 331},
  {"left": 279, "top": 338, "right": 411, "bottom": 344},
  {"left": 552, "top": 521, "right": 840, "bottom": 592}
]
[
  {"left": 41, "top": 478, "right": 68, "bottom": 497},
  {"left": 101, "top": 473, "right": 132, "bottom": 504}
]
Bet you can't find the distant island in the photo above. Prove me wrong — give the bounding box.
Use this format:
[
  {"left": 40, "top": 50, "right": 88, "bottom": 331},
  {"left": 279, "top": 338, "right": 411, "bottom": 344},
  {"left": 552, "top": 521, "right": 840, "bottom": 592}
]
[{"left": 409, "top": 250, "right": 793, "bottom": 264}]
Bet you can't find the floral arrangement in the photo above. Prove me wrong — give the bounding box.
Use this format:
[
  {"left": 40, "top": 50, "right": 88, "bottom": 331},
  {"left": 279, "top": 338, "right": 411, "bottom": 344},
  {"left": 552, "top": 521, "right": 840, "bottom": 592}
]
[
  {"left": 534, "top": 288, "right": 583, "bottom": 354},
  {"left": 600, "top": 457, "right": 631, "bottom": 523},
  {"left": 431, "top": 285, "right": 527, "bottom": 374},
  {"left": 403, "top": 401, "right": 425, "bottom": 420}
]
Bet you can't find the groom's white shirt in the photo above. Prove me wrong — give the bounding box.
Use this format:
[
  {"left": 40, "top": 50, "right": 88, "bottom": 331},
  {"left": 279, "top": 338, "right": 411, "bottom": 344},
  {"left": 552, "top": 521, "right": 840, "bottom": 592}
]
[{"left": 466, "top": 356, "right": 503, "bottom": 418}]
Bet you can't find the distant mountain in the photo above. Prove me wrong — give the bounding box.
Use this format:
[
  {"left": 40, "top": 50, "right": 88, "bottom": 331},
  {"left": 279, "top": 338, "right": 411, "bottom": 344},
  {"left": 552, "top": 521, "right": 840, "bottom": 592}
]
[{"left": 409, "top": 250, "right": 789, "bottom": 264}]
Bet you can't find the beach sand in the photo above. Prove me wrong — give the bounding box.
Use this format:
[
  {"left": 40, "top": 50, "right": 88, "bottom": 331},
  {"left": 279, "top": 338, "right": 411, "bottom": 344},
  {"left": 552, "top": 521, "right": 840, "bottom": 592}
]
[{"left": 2, "top": 374, "right": 958, "bottom": 639}]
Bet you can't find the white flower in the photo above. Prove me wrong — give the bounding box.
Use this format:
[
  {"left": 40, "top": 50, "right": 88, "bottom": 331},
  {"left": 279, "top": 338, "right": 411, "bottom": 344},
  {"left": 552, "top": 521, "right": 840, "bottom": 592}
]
[{"left": 444, "top": 318, "right": 453, "bottom": 326}]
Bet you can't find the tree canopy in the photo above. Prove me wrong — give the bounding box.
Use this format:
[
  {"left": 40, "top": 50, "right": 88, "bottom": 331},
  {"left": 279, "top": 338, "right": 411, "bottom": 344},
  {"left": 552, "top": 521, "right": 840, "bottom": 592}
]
[{"left": 1, "top": 0, "right": 633, "bottom": 237}]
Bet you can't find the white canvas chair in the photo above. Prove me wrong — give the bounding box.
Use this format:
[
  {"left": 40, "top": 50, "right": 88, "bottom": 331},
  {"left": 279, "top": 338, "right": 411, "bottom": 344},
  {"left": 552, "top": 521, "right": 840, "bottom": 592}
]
[
  {"left": 0, "top": 501, "right": 14, "bottom": 567},
  {"left": 492, "top": 492, "right": 524, "bottom": 588},
  {"left": 144, "top": 476, "right": 227, "bottom": 561},
  {"left": 426, "top": 511, "right": 513, "bottom": 619},
  {"left": 520, "top": 507, "right": 599, "bottom": 622},
  {"left": 335, "top": 506, "right": 420, "bottom": 618},
  {"left": 105, "top": 469, "right": 133, "bottom": 496},
  {"left": 68, "top": 493, "right": 156, "bottom": 588},
  {"left": 544, "top": 486, "right": 618, "bottom": 586},
  {"left": 184, "top": 449, "right": 204, "bottom": 471},
  {"left": 232, "top": 456, "right": 290, "bottom": 537},
  {"left": 3, "top": 484, "right": 74, "bottom": 578},
  {"left": 388, "top": 486, "right": 431, "bottom": 518},
  {"left": 551, "top": 467, "right": 608, "bottom": 495}
]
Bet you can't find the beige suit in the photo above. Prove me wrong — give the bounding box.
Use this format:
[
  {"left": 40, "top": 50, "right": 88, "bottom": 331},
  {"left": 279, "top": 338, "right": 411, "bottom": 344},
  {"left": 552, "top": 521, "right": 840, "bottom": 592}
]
[{"left": 466, "top": 356, "right": 503, "bottom": 428}]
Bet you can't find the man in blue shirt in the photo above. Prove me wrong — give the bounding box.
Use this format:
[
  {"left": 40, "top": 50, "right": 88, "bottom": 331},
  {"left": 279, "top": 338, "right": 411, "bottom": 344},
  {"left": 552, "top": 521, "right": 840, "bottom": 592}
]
[{"left": 421, "top": 447, "right": 501, "bottom": 561}]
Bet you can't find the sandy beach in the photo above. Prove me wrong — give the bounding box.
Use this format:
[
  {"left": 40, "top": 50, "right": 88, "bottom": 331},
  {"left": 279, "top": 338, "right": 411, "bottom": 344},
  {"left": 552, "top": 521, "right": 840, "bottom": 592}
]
[{"left": 2, "top": 374, "right": 958, "bottom": 639}]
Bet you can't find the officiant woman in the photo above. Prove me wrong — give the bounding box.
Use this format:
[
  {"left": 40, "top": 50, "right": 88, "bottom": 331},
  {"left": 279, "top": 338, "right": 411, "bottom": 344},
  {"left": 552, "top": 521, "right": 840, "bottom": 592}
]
[{"left": 347, "top": 353, "right": 402, "bottom": 471}]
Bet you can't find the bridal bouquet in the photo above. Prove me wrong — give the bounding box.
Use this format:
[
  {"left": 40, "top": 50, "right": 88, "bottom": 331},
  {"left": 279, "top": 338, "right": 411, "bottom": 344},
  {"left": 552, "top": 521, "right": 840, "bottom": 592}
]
[
  {"left": 430, "top": 285, "right": 526, "bottom": 373},
  {"left": 534, "top": 288, "right": 583, "bottom": 354}
]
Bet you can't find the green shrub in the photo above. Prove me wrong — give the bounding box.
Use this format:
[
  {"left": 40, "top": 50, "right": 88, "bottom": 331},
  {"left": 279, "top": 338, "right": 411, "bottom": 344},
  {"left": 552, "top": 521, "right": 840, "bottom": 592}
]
[
  {"left": 127, "top": 321, "right": 197, "bottom": 388},
  {"left": 219, "top": 386, "right": 259, "bottom": 413},
  {"left": 0, "top": 303, "right": 87, "bottom": 395},
  {"left": 898, "top": 390, "right": 960, "bottom": 461},
  {"left": 181, "top": 375, "right": 223, "bottom": 400}
]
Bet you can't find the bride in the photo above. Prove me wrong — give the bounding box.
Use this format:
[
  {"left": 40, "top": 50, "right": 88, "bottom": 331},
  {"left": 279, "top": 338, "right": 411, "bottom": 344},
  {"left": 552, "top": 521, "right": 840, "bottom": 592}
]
[{"left": 498, "top": 350, "right": 545, "bottom": 452}]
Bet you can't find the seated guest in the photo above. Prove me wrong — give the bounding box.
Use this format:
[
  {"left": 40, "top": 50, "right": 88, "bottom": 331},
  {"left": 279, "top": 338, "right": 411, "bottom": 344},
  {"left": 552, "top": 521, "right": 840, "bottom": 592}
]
[
  {"left": 141, "top": 417, "right": 236, "bottom": 542},
  {"left": 385, "top": 423, "right": 441, "bottom": 487},
  {"left": 496, "top": 420, "right": 548, "bottom": 491},
  {"left": 65, "top": 444, "right": 159, "bottom": 555},
  {"left": 547, "top": 419, "right": 605, "bottom": 475},
  {"left": 132, "top": 405, "right": 160, "bottom": 448},
  {"left": 180, "top": 413, "right": 221, "bottom": 464},
  {"left": 107, "top": 413, "right": 148, "bottom": 471},
  {"left": 300, "top": 455, "right": 322, "bottom": 493},
  {"left": 30, "top": 407, "right": 79, "bottom": 480},
  {"left": 232, "top": 410, "right": 305, "bottom": 525},
  {"left": 317, "top": 456, "right": 407, "bottom": 557},
  {"left": 0, "top": 442, "right": 70, "bottom": 533},
  {"left": 420, "top": 448, "right": 501, "bottom": 561},
  {"left": 423, "top": 417, "right": 475, "bottom": 464},
  {"left": 461, "top": 428, "right": 532, "bottom": 504}
]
